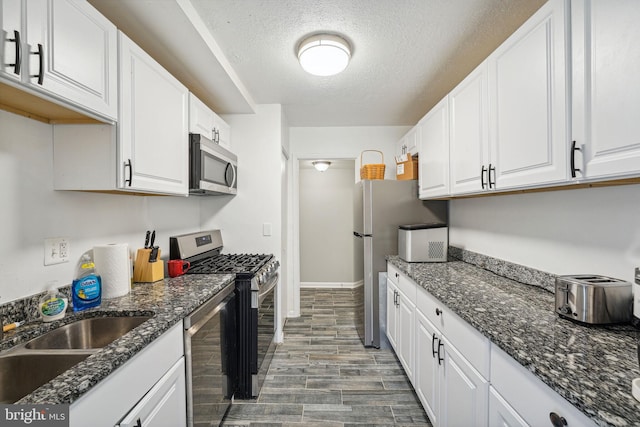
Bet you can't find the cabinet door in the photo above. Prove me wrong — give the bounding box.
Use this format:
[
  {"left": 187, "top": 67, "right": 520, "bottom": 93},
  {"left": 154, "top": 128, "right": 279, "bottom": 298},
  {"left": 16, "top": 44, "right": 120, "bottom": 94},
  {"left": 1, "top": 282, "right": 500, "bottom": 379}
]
[
  {"left": 213, "top": 112, "right": 231, "bottom": 150},
  {"left": 118, "top": 31, "right": 189, "bottom": 195},
  {"left": 415, "top": 310, "right": 440, "bottom": 427},
  {"left": 189, "top": 93, "right": 215, "bottom": 140},
  {"left": 440, "top": 337, "right": 489, "bottom": 427},
  {"left": 418, "top": 97, "right": 450, "bottom": 199},
  {"left": 24, "top": 0, "right": 117, "bottom": 120},
  {"left": 118, "top": 357, "right": 187, "bottom": 427},
  {"left": 489, "top": 386, "right": 529, "bottom": 427},
  {"left": 396, "top": 289, "right": 415, "bottom": 382},
  {"left": 450, "top": 62, "right": 490, "bottom": 195},
  {"left": 572, "top": 0, "right": 640, "bottom": 180},
  {"left": 0, "top": 0, "right": 22, "bottom": 82},
  {"left": 488, "top": 0, "right": 568, "bottom": 190},
  {"left": 386, "top": 281, "right": 398, "bottom": 350},
  {"left": 398, "top": 126, "right": 419, "bottom": 158}
]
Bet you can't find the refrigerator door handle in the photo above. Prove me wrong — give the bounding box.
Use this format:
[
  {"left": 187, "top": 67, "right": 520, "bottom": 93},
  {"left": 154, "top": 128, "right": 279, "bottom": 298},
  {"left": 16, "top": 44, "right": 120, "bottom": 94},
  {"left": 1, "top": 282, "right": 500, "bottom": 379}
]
[{"left": 353, "top": 231, "right": 372, "bottom": 238}]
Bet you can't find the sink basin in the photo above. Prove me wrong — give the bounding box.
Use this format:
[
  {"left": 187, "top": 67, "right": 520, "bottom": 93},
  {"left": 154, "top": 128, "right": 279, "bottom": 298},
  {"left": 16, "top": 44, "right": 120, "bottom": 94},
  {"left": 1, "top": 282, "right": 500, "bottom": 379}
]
[
  {"left": 0, "top": 352, "right": 90, "bottom": 403},
  {"left": 24, "top": 316, "right": 151, "bottom": 350}
]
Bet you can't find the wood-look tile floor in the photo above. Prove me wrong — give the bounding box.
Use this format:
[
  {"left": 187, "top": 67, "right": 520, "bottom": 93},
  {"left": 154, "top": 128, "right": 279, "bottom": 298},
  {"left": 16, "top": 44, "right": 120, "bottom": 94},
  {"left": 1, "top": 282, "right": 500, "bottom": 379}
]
[{"left": 222, "top": 288, "right": 432, "bottom": 426}]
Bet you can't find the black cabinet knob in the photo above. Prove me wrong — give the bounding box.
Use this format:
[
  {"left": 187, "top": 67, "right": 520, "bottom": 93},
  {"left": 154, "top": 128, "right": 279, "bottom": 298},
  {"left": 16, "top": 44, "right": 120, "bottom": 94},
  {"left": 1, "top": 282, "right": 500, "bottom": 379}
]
[
  {"left": 435, "top": 308, "right": 442, "bottom": 316},
  {"left": 549, "top": 412, "right": 567, "bottom": 427}
]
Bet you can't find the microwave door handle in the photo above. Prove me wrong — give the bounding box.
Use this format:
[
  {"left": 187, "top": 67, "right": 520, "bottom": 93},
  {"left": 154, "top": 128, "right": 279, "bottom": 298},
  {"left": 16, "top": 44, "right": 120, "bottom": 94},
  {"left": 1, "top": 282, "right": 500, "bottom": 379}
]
[{"left": 226, "top": 162, "right": 237, "bottom": 189}]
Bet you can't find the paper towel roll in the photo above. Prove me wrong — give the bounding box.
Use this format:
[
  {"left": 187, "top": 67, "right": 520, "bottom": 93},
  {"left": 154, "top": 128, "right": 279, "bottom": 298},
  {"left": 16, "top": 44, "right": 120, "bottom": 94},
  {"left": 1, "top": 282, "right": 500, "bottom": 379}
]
[{"left": 94, "top": 243, "right": 130, "bottom": 299}]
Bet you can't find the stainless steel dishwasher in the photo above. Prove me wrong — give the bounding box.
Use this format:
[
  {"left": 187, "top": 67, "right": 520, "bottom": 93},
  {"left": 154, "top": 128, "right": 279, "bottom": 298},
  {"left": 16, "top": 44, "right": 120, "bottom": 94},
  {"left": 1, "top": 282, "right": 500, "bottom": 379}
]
[{"left": 184, "top": 283, "right": 236, "bottom": 427}]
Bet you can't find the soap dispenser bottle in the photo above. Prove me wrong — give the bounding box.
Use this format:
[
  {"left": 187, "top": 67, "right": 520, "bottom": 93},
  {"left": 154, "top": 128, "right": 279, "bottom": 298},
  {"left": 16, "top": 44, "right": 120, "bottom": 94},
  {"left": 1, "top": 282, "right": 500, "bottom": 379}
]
[{"left": 39, "top": 283, "right": 68, "bottom": 322}]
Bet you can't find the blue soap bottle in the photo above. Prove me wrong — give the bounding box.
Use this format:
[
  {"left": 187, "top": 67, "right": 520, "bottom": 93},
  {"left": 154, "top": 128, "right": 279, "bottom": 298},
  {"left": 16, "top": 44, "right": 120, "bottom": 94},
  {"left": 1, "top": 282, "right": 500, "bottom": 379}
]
[{"left": 72, "top": 253, "right": 102, "bottom": 312}]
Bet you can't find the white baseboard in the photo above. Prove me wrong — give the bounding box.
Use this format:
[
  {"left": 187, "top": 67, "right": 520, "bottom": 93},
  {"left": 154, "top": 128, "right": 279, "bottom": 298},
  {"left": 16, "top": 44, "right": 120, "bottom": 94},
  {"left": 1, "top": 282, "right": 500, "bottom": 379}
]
[{"left": 300, "top": 280, "right": 363, "bottom": 289}]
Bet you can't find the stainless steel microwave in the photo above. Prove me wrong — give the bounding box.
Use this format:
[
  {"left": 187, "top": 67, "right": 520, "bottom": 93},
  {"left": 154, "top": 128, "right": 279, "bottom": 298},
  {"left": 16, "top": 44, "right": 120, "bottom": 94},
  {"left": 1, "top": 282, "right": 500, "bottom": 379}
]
[{"left": 189, "top": 133, "right": 238, "bottom": 195}]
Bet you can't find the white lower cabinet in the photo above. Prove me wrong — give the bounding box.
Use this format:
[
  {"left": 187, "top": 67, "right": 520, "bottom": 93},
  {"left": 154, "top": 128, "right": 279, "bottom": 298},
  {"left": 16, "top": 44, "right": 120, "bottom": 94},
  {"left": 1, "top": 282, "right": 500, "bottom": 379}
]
[
  {"left": 488, "top": 386, "right": 528, "bottom": 427},
  {"left": 415, "top": 310, "right": 440, "bottom": 425},
  {"left": 69, "top": 323, "right": 186, "bottom": 427},
  {"left": 413, "top": 288, "right": 489, "bottom": 427},
  {"left": 441, "top": 336, "right": 489, "bottom": 427},
  {"left": 118, "top": 357, "right": 186, "bottom": 427},
  {"left": 386, "top": 271, "right": 415, "bottom": 382},
  {"left": 388, "top": 262, "right": 598, "bottom": 427}
]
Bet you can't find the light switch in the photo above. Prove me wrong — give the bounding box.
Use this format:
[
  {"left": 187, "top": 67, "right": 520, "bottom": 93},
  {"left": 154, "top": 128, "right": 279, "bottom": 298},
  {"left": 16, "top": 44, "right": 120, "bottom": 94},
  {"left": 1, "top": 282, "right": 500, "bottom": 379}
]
[{"left": 263, "top": 223, "right": 272, "bottom": 236}]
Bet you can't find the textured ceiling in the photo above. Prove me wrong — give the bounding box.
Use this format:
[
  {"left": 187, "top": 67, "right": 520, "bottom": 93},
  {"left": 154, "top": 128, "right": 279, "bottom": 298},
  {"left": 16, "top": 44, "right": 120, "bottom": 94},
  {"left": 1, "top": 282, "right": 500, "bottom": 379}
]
[{"left": 190, "top": 0, "right": 546, "bottom": 126}]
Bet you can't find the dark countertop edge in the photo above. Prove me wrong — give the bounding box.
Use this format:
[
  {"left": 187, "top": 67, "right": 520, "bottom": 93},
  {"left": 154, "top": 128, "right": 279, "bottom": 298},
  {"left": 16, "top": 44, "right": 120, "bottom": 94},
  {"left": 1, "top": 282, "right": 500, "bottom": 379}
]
[
  {"left": 3, "top": 274, "right": 235, "bottom": 405},
  {"left": 386, "top": 255, "right": 639, "bottom": 427}
]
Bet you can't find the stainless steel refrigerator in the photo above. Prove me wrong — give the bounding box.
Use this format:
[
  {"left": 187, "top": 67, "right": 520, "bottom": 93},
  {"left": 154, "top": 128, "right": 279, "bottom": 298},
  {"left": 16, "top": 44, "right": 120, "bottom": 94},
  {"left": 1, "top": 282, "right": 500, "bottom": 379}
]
[{"left": 353, "top": 180, "right": 447, "bottom": 348}]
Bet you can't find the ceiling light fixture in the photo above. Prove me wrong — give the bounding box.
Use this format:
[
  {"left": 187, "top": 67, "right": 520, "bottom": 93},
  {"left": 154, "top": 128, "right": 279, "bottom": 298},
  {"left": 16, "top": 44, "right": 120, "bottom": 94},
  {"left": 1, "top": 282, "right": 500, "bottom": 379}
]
[
  {"left": 312, "top": 161, "right": 331, "bottom": 172},
  {"left": 298, "top": 34, "right": 351, "bottom": 76}
]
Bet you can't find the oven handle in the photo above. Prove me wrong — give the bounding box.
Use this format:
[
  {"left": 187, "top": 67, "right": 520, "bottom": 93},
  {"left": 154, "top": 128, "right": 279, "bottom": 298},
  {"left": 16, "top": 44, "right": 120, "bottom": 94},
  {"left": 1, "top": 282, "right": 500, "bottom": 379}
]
[
  {"left": 186, "top": 296, "right": 228, "bottom": 337},
  {"left": 258, "top": 273, "right": 278, "bottom": 306}
]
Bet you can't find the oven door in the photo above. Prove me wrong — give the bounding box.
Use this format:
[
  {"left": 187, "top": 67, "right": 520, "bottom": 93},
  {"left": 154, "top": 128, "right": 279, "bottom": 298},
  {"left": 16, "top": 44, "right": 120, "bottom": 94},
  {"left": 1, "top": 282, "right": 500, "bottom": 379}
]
[
  {"left": 184, "top": 285, "right": 236, "bottom": 427},
  {"left": 252, "top": 273, "right": 278, "bottom": 397},
  {"left": 189, "top": 133, "right": 238, "bottom": 195}
]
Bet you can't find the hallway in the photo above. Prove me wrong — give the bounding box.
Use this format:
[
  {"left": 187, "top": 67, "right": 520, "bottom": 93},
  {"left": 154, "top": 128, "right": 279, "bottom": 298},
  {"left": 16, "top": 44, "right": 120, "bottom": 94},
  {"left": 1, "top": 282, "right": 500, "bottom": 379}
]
[{"left": 223, "top": 288, "right": 431, "bottom": 426}]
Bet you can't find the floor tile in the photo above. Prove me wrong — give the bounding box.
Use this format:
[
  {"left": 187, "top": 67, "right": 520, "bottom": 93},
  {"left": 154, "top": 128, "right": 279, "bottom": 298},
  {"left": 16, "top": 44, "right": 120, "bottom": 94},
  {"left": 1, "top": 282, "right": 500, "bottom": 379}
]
[{"left": 222, "top": 288, "right": 432, "bottom": 427}]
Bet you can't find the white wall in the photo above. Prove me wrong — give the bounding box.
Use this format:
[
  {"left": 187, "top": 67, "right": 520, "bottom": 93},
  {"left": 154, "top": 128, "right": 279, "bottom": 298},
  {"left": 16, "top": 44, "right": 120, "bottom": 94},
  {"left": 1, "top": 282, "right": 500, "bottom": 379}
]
[
  {"left": 0, "top": 110, "right": 201, "bottom": 303},
  {"left": 450, "top": 184, "right": 640, "bottom": 283},
  {"left": 288, "top": 126, "right": 410, "bottom": 316},
  {"left": 299, "top": 163, "right": 356, "bottom": 285},
  {"left": 200, "top": 104, "right": 282, "bottom": 255},
  {"left": 200, "top": 104, "right": 284, "bottom": 337}
]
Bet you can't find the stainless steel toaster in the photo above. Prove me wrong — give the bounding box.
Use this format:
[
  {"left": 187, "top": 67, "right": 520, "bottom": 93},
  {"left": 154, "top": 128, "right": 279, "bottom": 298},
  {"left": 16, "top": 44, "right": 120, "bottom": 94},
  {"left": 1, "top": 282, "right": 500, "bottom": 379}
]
[{"left": 555, "top": 275, "right": 633, "bottom": 324}]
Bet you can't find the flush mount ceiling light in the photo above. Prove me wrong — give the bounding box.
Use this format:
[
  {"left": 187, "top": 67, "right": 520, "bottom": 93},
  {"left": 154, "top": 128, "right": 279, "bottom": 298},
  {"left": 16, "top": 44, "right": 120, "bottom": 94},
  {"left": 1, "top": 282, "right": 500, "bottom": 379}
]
[
  {"left": 298, "top": 34, "right": 351, "bottom": 76},
  {"left": 312, "top": 161, "right": 331, "bottom": 172}
]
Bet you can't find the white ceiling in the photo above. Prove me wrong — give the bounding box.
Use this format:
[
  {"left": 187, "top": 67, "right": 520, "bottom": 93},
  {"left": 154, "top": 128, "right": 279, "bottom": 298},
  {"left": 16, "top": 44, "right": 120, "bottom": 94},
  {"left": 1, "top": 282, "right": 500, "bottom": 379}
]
[{"left": 89, "top": 0, "right": 546, "bottom": 127}]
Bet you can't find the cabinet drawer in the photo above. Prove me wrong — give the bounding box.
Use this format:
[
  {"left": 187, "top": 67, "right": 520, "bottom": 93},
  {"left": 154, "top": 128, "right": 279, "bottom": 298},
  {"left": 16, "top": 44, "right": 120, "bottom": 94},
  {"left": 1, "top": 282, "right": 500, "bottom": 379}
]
[
  {"left": 398, "top": 274, "right": 416, "bottom": 302},
  {"left": 490, "top": 345, "right": 597, "bottom": 427},
  {"left": 387, "top": 263, "right": 400, "bottom": 286},
  {"left": 417, "top": 286, "right": 490, "bottom": 378}
]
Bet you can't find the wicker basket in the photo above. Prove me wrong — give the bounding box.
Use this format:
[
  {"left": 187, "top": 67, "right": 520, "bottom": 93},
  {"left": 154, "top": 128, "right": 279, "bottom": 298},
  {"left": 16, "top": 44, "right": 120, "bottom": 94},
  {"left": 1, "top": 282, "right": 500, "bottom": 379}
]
[{"left": 360, "top": 150, "right": 386, "bottom": 180}]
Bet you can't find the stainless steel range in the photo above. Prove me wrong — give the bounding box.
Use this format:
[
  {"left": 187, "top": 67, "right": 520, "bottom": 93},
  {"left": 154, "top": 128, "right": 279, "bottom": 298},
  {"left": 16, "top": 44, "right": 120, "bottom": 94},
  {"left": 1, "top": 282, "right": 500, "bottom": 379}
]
[{"left": 170, "top": 230, "right": 279, "bottom": 401}]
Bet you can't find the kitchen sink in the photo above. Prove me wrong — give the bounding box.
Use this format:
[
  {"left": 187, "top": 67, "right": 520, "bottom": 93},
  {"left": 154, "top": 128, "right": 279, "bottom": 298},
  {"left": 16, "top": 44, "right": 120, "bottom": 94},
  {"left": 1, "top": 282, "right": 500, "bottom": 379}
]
[
  {"left": 24, "top": 316, "right": 152, "bottom": 350},
  {"left": 0, "top": 352, "right": 91, "bottom": 403}
]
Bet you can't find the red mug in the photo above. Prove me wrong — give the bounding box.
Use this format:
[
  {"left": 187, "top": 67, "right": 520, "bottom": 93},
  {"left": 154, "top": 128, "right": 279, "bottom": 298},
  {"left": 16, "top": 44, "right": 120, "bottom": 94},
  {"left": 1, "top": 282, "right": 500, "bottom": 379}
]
[{"left": 168, "top": 259, "right": 190, "bottom": 278}]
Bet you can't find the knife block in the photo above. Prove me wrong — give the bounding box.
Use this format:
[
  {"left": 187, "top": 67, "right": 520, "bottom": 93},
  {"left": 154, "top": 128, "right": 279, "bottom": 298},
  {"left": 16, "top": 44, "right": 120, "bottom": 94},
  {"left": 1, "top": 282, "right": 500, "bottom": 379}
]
[{"left": 133, "top": 248, "right": 164, "bottom": 283}]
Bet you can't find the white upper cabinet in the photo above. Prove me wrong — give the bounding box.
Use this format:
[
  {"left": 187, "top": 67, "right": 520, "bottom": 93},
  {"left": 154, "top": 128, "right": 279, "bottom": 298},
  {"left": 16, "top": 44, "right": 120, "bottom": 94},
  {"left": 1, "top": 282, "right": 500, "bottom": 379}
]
[
  {"left": 571, "top": 0, "right": 640, "bottom": 180},
  {"left": 189, "top": 93, "right": 215, "bottom": 139},
  {"left": 118, "top": 31, "right": 188, "bottom": 195},
  {"left": 53, "top": 32, "right": 189, "bottom": 196},
  {"left": 0, "top": 0, "right": 118, "bottom": 120},
  {"left": 0, "top": 0, "right": 22, "bottom": 83},
  {"left": 213, "top": 112, "right": 231, "bottom": 151},
  {"left": 449, "top": 62, "right": 490, "bottom": 195},
  {"left": 488, "top": 0, "right": 569, "bottom": 190},
  {"left": 189, "top": 92, "right": 232, "bottom": 151},
  {"left": 418, "top": 96, "right": 450, "bottom": 199},
  {"left": 397, "top": 126, "right": 420, "bottom": 158}
]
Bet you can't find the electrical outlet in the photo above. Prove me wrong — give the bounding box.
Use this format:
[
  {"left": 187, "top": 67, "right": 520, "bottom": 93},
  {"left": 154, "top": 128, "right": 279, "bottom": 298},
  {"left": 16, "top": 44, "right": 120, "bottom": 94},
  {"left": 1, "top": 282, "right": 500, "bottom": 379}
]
[{"left": 44, "top": 237, "right": 70, "bottom": 266}]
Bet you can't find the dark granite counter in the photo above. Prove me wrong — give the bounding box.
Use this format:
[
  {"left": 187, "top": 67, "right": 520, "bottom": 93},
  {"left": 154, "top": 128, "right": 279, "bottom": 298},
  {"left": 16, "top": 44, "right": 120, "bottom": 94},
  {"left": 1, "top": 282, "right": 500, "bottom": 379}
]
[
  {"left": 0, "top": 273, "right": 234, "bottom": 405},
  {"left": 387, "top": 254, "right": 640, "bottom": 427}
]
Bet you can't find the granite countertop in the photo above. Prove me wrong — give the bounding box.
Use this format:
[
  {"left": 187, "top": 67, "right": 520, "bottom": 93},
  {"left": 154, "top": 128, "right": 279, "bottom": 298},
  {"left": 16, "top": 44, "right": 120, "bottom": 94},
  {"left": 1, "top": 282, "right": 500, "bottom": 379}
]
[
  {"left": 387, "top": 255, "right": 640, "bottom": 427},
  {"left": 0, "top": 273, "right": 234, "bottom": 405}
]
